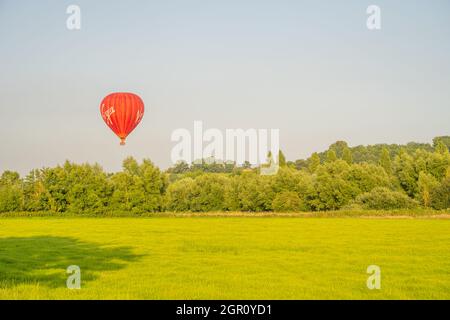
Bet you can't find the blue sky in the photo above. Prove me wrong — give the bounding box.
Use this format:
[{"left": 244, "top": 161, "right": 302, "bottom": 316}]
[{"left": 1, "top": 0, "right": 449, "bottom": 174}]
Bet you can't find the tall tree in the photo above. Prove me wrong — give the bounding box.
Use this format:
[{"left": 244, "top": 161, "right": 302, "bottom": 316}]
[
  {"left": 278, "top": 150, "right": 287, "bottom": 167},
  {"left": 379, "top": 147, "right": 392, "bottom": 175},
  {"left": 326, "top": 150, "right": 337, "bottom": 163},
  {"left": 0, "top": 171, "right": 23, "bottom": 212},
  {"left": 393, "top": 149, "right": 417, "bottom": 197},
  {"left": 328, "top": 141, "right": 349, "bottom": 159},
  {"left": 435, "top": 140, "right": 449, "bottom": 155},
  {"left": 342, "top": 147, "right": 353, "bottom": 164},
  {"left": 308, "top": 153, "right": 321, "bottom": 173},
  {"left": 417, "top": 172, "right": 439, "bottom": 207},
  {"left": 433, "top": 136, "right": 450, "bottom": 150}
]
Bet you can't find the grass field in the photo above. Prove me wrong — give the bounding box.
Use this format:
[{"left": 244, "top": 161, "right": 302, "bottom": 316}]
[{"left": 0, "top": 216, "right": 449, "bottom": 299}]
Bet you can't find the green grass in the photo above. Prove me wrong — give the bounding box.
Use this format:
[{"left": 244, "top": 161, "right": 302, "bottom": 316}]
[{"left": 0, "top": 217, "right": 449, "bottom": 299}]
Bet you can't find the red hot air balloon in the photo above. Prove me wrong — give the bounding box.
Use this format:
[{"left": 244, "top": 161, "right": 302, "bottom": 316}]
[{"left": 100, "top": 92, "right": 145, "bottom": 145}]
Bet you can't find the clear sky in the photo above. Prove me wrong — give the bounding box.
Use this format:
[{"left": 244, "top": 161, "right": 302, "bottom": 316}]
[{"left": 1, "top": 0, "right": 449, "bottom": 174}]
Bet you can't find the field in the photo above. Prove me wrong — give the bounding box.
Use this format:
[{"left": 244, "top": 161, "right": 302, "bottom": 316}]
[{"left": 0, "top": 216, "right": 449, "bottom": 299}]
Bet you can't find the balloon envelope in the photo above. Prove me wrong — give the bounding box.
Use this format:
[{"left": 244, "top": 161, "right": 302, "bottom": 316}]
[{"left": 100, "top": 92, "right": 144, "bottom": 145}]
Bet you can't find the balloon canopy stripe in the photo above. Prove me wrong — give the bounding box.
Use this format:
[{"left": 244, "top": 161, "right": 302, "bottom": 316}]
[{"left": 100, "top": 92, "right": 145, "bottom": 145}]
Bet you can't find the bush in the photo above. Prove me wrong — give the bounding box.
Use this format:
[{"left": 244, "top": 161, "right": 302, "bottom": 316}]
[
  {"left": 235, "top": 172, "right": 275, "bottom": 212},
  {"left": 355, "top": 187, "right": 419, "bottom": 210},
  {"left": 110, "top": 158, "right": 166, "bottom": 213},
  {"left": 345, "top": 163, "right": 393, "bottom": 193},
  {"left": 430, "top": 178, "right": 450, "bottom": 210},
  {"left": 306, "top": 166, "right": 357, "bottom": 211},
  {"left": 189, "top": 174, "right": 230, "bottom": 212},
  {"left": 164, "top": 177, "right": 196, "bottom": 212},
  {"left": 0, "top": 185, "right": 23, "bottom": 212},
  {"left": 271, "top": 191, "right": 305, "bottom": 212},
  {"left": 0, "top": 143, "right": 448, "bottom": 214},
  {"left": 164, "top": 174, "right": 230, "bottom": 212}
]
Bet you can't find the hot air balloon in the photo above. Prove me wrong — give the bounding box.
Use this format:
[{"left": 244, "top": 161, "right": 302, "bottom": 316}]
[{"left": 100, "top": 92, "right": 144, "bottom": 145}]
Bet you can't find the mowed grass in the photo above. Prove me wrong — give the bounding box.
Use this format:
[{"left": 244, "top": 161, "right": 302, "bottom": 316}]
[{"left": 0, "top": 217, "right": 449, "bottom": 299}]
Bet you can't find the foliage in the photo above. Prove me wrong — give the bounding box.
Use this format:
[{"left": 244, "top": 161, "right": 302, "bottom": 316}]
[
  {"left": 379, "top": 147, "right": 392, "bottom": 175},
  {"left": 110, "top": 158, "right": 166, "bottom": 214},
  {"left": 308, "top": 153, "right": 321, "bottom": 173},
  {"left": 342, "top": 147, "right": 353, "bottom": 164},
  {"left": 271, "top": 191, "right": 304, "bottom": 212},
  {"left": 430, "top": 177, "right": 450, "bottom": 210},
  {"left": 355, "top": 187, "right": 419, "bottom": 210},
  {"left": 0, "top": 171, "right": 24, "bottom": 212},
  {"left": 1, "top": 136, "right": 449, "bottom": 214},
  {"left": 306, "top": 161, "right": 357, "bottom": 210},
  {"left": 188, "top": 174, "right": 230, "bottom": 212},
  {"left": 417, "top": 172, "right": 440, "bottom": 207}
]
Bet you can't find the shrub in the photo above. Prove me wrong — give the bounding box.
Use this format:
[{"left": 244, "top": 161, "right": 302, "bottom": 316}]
[
  {"left": 189, "top": 174, "right": 230, "bottom": 212},
  {"left": 345, "top": 163, "right": 393, "bottom": 193},
  {"left": 271, "top": 191, "right": 304, "bottom": 212},
  {"left": 306, "top": 169, "right": 357, "bottom": 211},
  {"left": 235, "top": 171, "right": 275, "bottom": 212},
  {"left": 110, "top": 158, "right": 166, "bottom": 213},
  {"left": 164, "top": 177, "right": 196, "bottom": 212},
  {"left": 430, "top": 178, "right": 450, "bottom": 210},
  {"left": 355, "top": 187, "right": 419, "bottom": 210},
  {"left": 0, "top": 185, "right": 23, "bottom": 212},
  {"left": 165, "top": 174, "right": 230, "bottom": 212}
]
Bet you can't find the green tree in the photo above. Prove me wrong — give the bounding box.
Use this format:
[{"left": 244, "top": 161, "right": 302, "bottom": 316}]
[
  {"left": 306, "top": 161, "right": 357, "bottom": 210},
  {"left": 413, "top": 149, "right": 450, "bottom": 181},
  {"left": 22, "top": 169, "right": 48, "bottom": 211},
  {"left": 169, "top": 161, "right": 190, "bottom": 174},
  {"left": 278, "top": 150, "right": 287, "bottom": 167},
  {"left": 433, "top": 136, "right": 450, "bottom": 151},
  {"left": 140, "top": 159, "right": 167, "bottom": 211},
  {"left": 355, "top": 187, "right": 419, "bottom": 210},
  {"left": 293, "top": 159, "right": 308, "bottom": 170},
  {"left": 0, "top": 171, "right": 20, "bottom": 185},
  {"left": 329, "top": 141, "right": 349, "bottom": 158},
  {"left": 435, "top": 140, "right": 449, "bottom": 155},
  {"left": 308, "top": 153, "right": 321, "bottom": 173},
  {"left": 430, "top": 178, "right": 450, "bottom": 209},
  {"left": 189, "top": 174, "right": 230, "bottom": 212},
  {"left": 65, "top": 163, "right": 111, "bottom": 213},
  {"left": 345, "top": 163, "right": 392, "bottom": 194},
  {"left": 272, "top": 168, "right": 302, "bottom": 193},
  {"left": 272, "top": 191, "right": 304, "bottom": 212},
  {"left": 111, "top": 158, "right": 166, "bottom": 213},
  {"left": 41, "top": 165, "right": 70, "bottom": 212},
  {"left": 0, "top": 171, "right": 23, "bottom": 212},
  {"left": 242, "top": 161, "right": 252, "bottom": 169},
  {"left": 342, "top": 147, "right": 353, "bottom": 164},
  {"left": 393, "top": 149, "right": 417, "bottom": 197},
  {"left": 235, "top": 171, "right": 274, "bottom": 211},
  {"left": 326, "top": 150, "right": 337, "bottom": 163},
  {"left": 164, "top": 177, "right": 196, "bottom": 211},
  {"left": 417, "top": 172, "right": 439, "bottom": 207},
  {"left": 379, "top": 147, "right": 392, "bottom": 175}
]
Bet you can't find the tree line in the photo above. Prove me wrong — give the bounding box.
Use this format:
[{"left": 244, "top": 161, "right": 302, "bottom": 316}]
[{"left": 1, "top": 136, "right": 449, "bottom": 214}]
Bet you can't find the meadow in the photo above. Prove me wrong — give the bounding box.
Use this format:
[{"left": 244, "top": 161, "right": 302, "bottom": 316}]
[{"left": 0, "top": 216, "right": 449, "bottom": 299}]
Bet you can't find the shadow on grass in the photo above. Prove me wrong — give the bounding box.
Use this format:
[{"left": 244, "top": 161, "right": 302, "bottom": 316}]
[{"left": 0, "top": 236, "right": 141, "bottom": 288}]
